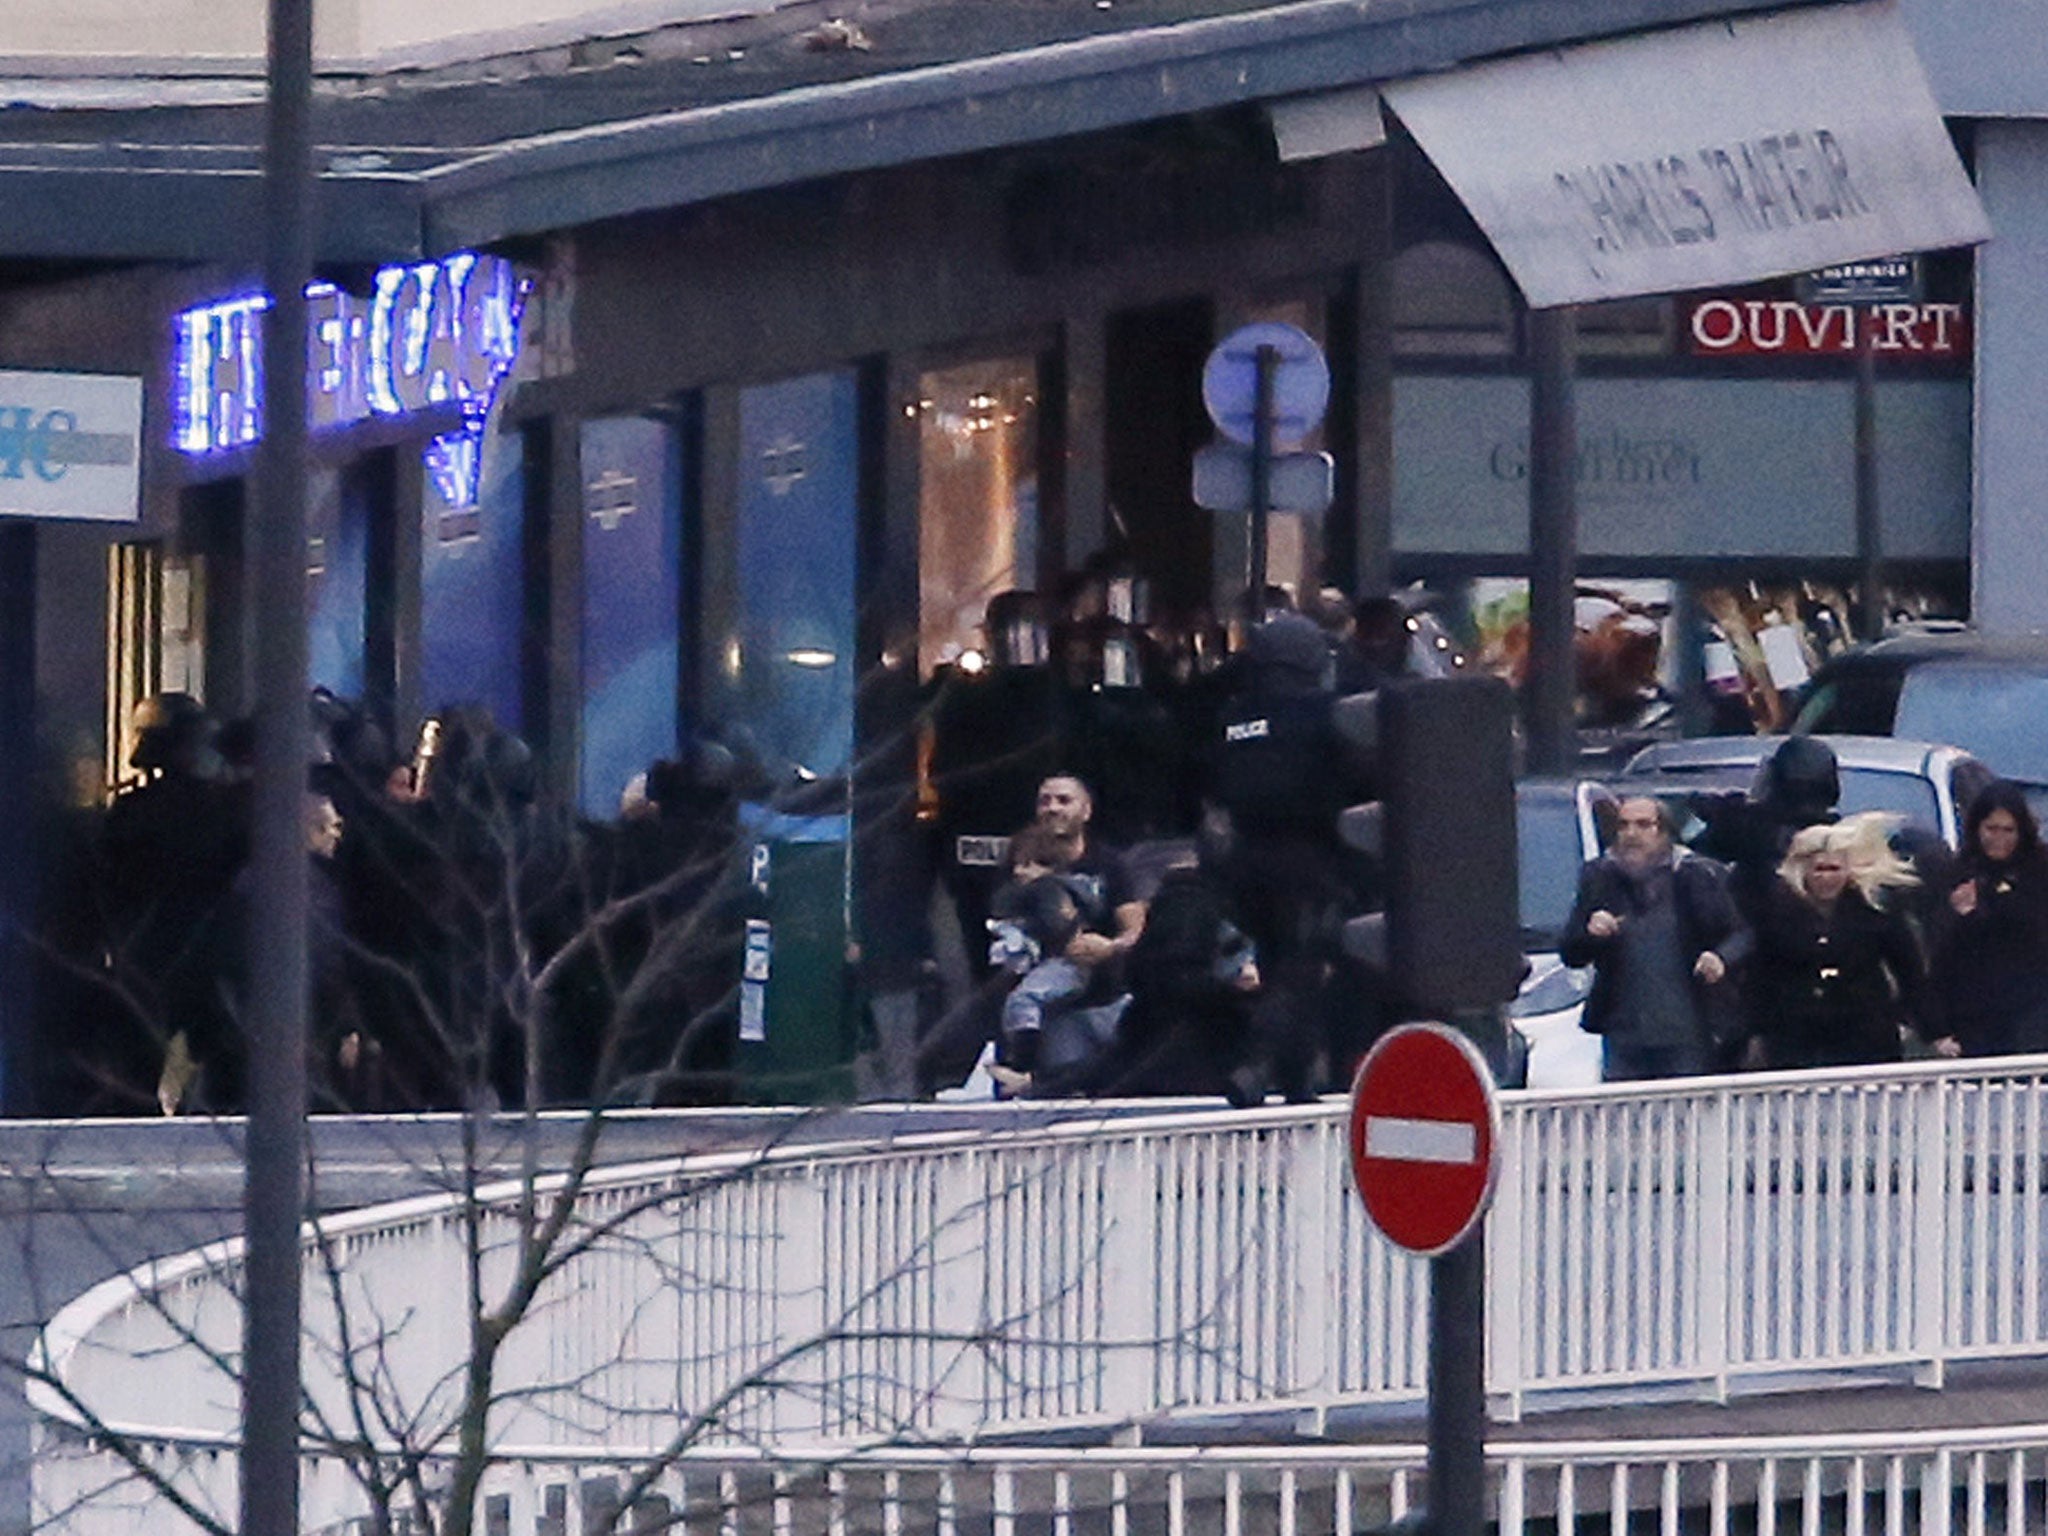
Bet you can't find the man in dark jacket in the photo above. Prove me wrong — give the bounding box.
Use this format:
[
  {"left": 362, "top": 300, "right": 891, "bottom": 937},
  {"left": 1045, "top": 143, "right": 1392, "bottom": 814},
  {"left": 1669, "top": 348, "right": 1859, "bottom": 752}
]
[{"left": 1560, "top": 795, "right": 1751, "bottom": 1081}]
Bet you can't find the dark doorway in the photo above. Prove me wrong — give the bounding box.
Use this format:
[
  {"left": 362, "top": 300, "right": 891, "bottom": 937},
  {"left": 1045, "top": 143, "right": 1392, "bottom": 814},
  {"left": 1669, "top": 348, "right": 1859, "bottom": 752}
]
[
  {"left": 1105, "top": 299, "right": 1213, "bottom": 616},
  {"left": 0, "top": 525, "right": 34, "bottom": 1111}
]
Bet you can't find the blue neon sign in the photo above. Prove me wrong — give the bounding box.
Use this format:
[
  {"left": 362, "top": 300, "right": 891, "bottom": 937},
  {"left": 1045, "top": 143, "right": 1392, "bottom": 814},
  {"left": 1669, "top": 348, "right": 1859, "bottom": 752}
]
[{"left": 173, "top": 252, "right": 526, "bottom": 506}]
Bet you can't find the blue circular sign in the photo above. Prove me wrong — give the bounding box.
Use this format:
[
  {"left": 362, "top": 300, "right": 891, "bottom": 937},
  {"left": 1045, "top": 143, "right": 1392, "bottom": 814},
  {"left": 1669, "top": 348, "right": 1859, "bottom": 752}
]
[{"left": 1201, "top": 321, "right": 1330, "bottom": 449}]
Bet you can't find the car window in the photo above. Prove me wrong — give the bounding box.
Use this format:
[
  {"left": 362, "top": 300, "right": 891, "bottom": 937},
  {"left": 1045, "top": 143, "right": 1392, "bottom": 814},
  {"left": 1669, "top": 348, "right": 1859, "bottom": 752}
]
[
  {"left": 1516, "top": 793, "right": 1587, "bottom": 945},
  {"left": 1949, "top": 758, "right": 1996, "bottom": 826},
  {"left": 1619, "top": 761, "right": 1755, "bottom": 795},
  {"left": 1896, "top": 666, "right": 2048, "bottom": 786},
  {"left": 1836, "top": 767, "right": 1941, "bottom": 837},
  {"left": 1792, "top": 672, "right": 1905, "bottom": 735}
]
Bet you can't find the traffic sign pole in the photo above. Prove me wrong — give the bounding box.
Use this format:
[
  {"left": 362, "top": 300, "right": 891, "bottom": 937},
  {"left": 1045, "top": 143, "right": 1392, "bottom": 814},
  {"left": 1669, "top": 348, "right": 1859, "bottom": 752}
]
[
  {"left": 1250, "top": 344, "right": 1276, "bottom": 600},
  {"left": 1198, "top": 323, "right": 1331, "bottom": 597},
  {"left": 1431, "top": 1232, "right": 1486, "bottom": 1536},
  {"left": 1430, "top": 1006, "right": 1506, "bottom": 1536},
  {"left": 1854, "top": 315, "right": 1883, "bottom": 641},
  {"left": 1348, "top": 1022, "right": 1502, "bottom": 1536},
  {"left": 1799, "top": 257, "right": 1919, "bottom": 643}
]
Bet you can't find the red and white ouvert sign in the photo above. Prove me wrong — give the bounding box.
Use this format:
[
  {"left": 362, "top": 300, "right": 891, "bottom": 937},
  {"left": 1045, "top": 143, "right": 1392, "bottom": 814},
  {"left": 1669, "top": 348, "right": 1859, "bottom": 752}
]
[
  {"left": 1347, "top": 1023, "right": 1501, "bottom": 1256},
  {"left": 1685, "top": 298, "right": 1970, "bottom": 359}
]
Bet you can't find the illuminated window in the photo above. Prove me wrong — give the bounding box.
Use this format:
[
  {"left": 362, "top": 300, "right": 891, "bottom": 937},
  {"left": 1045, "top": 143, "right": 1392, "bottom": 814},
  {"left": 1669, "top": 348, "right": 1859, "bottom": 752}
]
[
  {"left": 915, "top": 357, "right": 1040, "bottom": 678},
  {"left": 103, "top": 544, "right": 205, "bottom": 800}
]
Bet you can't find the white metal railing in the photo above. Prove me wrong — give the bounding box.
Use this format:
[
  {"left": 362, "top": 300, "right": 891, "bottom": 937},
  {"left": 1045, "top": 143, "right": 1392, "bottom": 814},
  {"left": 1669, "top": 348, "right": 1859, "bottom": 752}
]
[
  {"left": 32, "top": 1420, "right": 2048, "bottom": 1536},
  {"left": 28, "top": 1058, "right": 2048, "bottom": 1529}
]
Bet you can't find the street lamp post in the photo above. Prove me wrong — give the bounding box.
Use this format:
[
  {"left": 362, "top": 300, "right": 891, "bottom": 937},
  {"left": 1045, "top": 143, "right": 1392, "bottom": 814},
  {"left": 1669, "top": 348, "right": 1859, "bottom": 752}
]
[{"left": 242, "top": 0, "right": 313, "bottom": 1530}]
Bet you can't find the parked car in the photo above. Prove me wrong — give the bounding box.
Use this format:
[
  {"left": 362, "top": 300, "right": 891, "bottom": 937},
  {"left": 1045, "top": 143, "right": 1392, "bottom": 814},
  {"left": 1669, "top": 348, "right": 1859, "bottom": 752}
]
[
  {"left": 1618, "top": 734, "right": 1993, "bottom": 850},
  {"left": 1790, "top": 633, "right": 2048, "bottom": 816}
]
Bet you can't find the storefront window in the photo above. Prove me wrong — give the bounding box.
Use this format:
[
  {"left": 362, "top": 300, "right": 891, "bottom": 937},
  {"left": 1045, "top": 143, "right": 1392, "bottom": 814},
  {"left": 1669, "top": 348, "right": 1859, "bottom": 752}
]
[
  {"left": 578, "top": 415, "right": 684, "bottom": 819},
  {"left": 1578, "top": 293, "right": 1673, "bottom": 356},
  {"left": 1458, "top": 576, "right": 1680, "bottom": 732},
  {"left": 1393, "top": 240, "right": 1515, "bottom": 357},
  {"left": 915, "top": 357, "right": 1038, "bottom": 677},
  {"left": 1447, "top": 574, "right": 1963, "bottom": 741},
  {"left": 420, "top": 394, "right": 526, "bottom": 737}
]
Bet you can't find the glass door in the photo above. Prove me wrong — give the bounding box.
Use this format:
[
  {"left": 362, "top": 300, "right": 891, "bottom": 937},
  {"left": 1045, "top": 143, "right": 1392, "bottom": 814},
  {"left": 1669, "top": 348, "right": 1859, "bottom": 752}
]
[{"left": 721, "top": 370, "right": 860, "bottom": 793}]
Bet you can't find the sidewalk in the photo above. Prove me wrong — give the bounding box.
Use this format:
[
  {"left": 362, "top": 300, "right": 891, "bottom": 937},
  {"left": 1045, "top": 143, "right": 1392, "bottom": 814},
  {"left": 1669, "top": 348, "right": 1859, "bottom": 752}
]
[
  {"left": 1472, "top": 1359, "right": 2048, "bottom": 1445},
  {"left": 1114, "top": 1360, "right": 2048, "bottom": 1451}
]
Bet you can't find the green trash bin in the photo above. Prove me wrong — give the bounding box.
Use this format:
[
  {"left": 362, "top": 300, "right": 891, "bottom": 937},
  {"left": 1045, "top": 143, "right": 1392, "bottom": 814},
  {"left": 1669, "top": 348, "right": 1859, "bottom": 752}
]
[{"left": 735, "top": 831, "right": 861, "bottom": 1104}]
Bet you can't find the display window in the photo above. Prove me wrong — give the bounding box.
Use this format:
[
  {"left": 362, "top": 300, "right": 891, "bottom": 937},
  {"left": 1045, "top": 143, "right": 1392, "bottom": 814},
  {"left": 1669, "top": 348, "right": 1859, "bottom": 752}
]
[{"left": 914, "top": 356, "right": 1040, "bottom": 678}]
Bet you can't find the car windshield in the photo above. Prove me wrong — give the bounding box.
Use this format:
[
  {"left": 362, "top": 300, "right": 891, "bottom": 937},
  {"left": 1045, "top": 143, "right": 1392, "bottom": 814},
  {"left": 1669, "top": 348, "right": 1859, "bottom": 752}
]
[
  {"left": 1896, "top": 666, "right": 2048, "bottom": 787},
  {"left": 1517, "top": 793, "right": 1587, "bottom": 946}
]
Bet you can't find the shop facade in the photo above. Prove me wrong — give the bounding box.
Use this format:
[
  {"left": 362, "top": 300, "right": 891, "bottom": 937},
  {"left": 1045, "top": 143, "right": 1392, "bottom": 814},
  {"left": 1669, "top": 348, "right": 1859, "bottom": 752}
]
[
  {"left": 0, "top": 0, "right": 1992, "bottom": 1107},
  {"left": 1383, "top": 206, "right": 1977, "bottom": 732},
  {"left": 0, "top": 119, "right": 1400, "bottom": 1106}
]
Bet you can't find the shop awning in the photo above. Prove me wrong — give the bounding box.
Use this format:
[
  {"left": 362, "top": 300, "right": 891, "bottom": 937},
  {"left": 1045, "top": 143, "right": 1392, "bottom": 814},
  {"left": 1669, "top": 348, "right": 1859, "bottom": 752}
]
[{"left": 1381, "top": 0, "right": 1990, "bottom": 309}]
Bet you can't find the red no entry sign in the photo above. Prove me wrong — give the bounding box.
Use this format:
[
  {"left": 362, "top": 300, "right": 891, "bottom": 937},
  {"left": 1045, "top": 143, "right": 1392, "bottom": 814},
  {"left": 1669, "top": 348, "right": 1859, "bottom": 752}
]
[{"left": 1347, "top": 1022, "right": 1501, "bottom": 1256}]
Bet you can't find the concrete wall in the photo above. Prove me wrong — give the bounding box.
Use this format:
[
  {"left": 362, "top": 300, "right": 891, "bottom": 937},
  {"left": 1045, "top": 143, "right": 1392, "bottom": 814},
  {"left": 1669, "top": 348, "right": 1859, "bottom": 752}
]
[
  {"left": 1970, "top": 121, "right": 2048, "bottom": 636},
  {"left": 1901, "top": 0, "right": 2048, "bottom": 632},
  {"left": 0, "top": 0, "right": 772, "bottom": 73},
  {"left": 1901, "top": 0, "right": 2048, "bottom": 118}
]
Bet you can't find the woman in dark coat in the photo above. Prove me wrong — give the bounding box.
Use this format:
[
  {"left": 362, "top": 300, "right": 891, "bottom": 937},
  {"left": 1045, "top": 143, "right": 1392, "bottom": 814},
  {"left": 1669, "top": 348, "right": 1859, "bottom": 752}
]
[
  {"left": 1932, "top": 781, "right": 2048, "bottom": 1058},
  {"left": 1751, "top": 814, "right": 1926, "bottom": 1070}
]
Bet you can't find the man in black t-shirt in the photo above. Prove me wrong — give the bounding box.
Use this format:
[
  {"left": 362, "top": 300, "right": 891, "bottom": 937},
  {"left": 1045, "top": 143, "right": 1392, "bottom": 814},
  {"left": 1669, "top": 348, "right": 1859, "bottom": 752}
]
[
  {"left": 1033, "top": 775, "right": 1145, "bottom": 958},
  {"left": 993, "top": 775, "right": 1146, "bottom": 1090}
]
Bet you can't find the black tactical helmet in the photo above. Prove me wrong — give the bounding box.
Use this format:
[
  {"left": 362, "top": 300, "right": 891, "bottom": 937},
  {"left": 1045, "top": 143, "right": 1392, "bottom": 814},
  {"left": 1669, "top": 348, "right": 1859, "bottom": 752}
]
[
  {"left": 1244, "top": 612, "right": 1332, "bottom": 684},
  {"left": 1756, "top": 735, "right": 1841, "bottom": 822}
]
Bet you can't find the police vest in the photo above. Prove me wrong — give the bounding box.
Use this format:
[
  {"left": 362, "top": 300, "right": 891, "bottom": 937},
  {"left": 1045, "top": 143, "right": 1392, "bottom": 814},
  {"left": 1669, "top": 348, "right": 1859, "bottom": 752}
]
[{"left": 1211, "top": 689, "right": 1337, "bottom": 831}]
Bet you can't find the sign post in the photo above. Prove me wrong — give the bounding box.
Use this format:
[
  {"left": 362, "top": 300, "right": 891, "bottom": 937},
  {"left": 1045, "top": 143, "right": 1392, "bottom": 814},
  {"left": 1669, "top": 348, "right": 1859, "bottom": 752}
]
[
  {"left": 1798, "top": 257, "right": 1922, "bottom": 642},
  {"left": 1198, "top": 322, "right": 1332, "bottom": 604},
  {"left": 1349, "top": 1022, "right": 1502, "bottom": 1536},
  {"left": 1250, "top": 343, "right": 1275, "bottom": 596}
]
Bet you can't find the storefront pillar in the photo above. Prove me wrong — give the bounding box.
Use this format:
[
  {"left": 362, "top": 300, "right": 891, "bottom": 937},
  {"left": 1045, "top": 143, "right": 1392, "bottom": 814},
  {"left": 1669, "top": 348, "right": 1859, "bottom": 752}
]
[
  {"left": 383, "top": 446, "right": 426, "bottom": 744},
  {"left": 0, "top": 524, "right": 34, "bottom": 1113},
  {"left": 1525, "top": 306, "right": 1578, "bottom": 775},
  {"left": 859, "top": 355, "right": 934, "bottom": 1088},
  {"left": 1958, "top": 126, "right": 2048, "bottom": 634},
  {"left": 1058, "top": 315, "right": 1109, "bottom": 570},
  {"left": 538, "top": 413, "right": 584, "bottom": 807},
  {"left": 1334, "top": 154, "right": 1396, "bottom": 599}
]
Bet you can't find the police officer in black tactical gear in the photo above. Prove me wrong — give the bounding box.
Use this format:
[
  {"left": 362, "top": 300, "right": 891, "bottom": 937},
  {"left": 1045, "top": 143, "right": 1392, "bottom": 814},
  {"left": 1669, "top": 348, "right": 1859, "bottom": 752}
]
[
  {"left": 926, "top": 592, "right": 1062, "bottom": 969},
  {"left": 920, "top": 592, "right": 1064, "bottom": 1087},
  {"left": 1207, "top": 612, "right": 1356, "bottom": 1101}
]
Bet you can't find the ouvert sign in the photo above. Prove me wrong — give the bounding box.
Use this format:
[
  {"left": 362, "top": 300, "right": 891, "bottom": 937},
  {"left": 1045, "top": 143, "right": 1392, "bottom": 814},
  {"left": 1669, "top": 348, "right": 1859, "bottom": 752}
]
[{"left": 0, "top": 370, "right": 142, "bottom": 523}]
